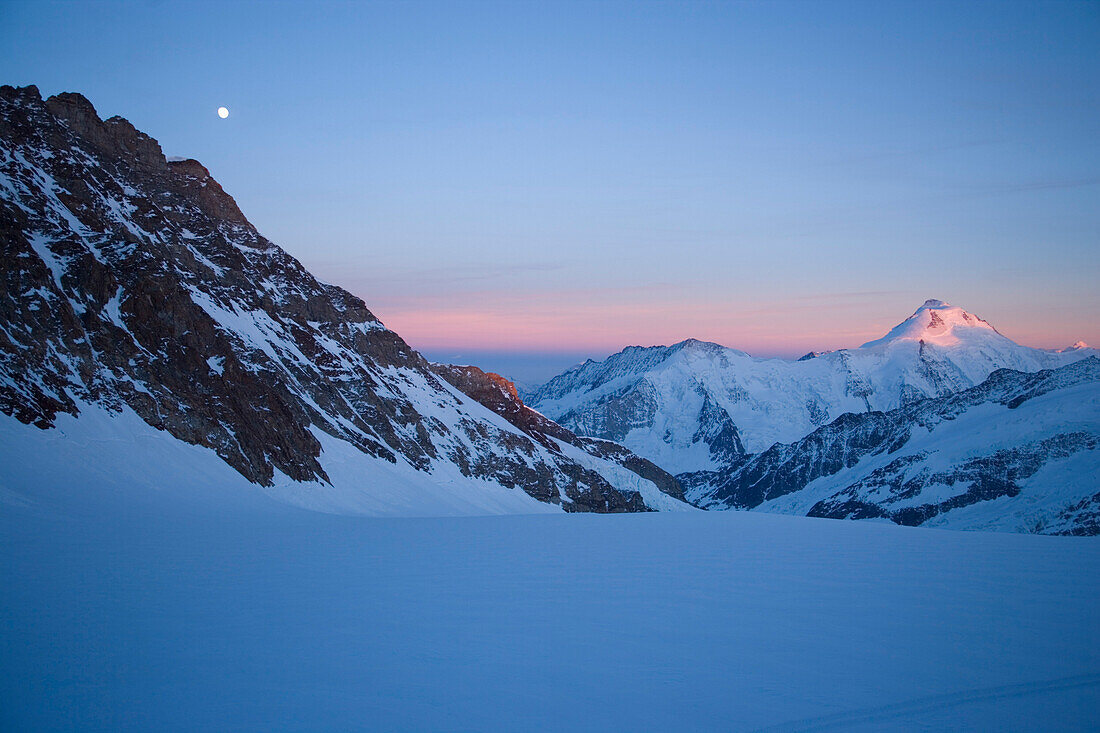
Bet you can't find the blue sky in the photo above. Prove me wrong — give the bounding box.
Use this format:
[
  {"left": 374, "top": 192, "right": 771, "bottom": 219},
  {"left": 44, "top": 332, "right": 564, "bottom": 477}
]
[{"left": 2, "top": 0, "right": 1098, "bottom": 381}]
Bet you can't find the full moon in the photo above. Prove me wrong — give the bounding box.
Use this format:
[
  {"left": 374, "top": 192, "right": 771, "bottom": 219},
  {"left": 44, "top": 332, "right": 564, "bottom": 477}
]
[{"left": 217, "top": 106, "right": 229, "bottom": 119}]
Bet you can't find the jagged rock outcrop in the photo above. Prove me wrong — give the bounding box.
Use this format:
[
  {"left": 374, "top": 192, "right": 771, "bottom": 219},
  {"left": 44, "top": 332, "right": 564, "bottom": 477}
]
[
  {"left": 0, "top": 84, "right": 687, "bottom": 514},
  {"left": 435, "top": 364, "right": 685, "bottom": 502}
]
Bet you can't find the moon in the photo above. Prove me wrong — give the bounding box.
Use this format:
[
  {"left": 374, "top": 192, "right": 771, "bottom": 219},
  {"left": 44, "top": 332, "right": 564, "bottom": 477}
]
[{"left": 217, "top": 106, "right": 229, "bottom": 119}]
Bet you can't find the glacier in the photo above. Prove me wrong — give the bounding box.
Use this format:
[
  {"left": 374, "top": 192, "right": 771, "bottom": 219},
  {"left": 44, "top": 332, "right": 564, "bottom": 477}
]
[{"left": 2, "top": 480, "right": 1099, "bottom": 731}]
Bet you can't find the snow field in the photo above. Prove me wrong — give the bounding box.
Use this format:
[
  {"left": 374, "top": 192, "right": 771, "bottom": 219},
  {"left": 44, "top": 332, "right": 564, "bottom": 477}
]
[{"left": 2, "top": 485, "right": 1098, "bottom": 731}]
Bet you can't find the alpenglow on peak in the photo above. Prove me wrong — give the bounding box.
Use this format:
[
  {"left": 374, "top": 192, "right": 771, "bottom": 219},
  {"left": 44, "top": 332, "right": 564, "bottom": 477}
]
[{"left": 859, "top": 299, "right": 1001, "bottom": 349}]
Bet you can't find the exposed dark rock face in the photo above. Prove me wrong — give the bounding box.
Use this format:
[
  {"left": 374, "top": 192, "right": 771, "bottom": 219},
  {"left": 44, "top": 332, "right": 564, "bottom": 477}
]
[
  {"left": 0, "top": 84, "right": 673, "bottom": 513},
  {"left": 1055, "top": 493, "right": 1100, "bottom": 536},
  {"left": 434, "top": 364, "right": 684, "bottom": 503},
  {"left": 685, "top": 359, "right": 1100, "bottom": 534},
  {"left": 692, "top": 389, "right": 746, "bottom": 465},
  {"left": 690, "top": 410, "right": 900, "bottom": 510},
  {"left": 807, "top": 433, "right": 1095, "bottom": 525}
]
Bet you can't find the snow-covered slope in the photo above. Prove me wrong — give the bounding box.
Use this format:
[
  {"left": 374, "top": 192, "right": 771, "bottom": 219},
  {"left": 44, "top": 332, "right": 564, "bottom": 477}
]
[
  {"left": 684, "top": 358, "right": 1100, "bottom": 534},
  {"left": 0, "top": 85, "right": 687, "bottom": 515},
  {"left": 528, "top": 300, "right": 1096, "bottom": 474},
  {"left": 0, "top": 399, "right": 566, "bottom": 517}
]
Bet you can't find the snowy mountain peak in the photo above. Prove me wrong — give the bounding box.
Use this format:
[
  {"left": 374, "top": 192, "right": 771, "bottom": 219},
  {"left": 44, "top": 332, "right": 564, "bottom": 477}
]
[
  {"left": 859, "top": 299, "right": 1000, "bottom": 349},
  {"left": 1064, "top": 341, "right": 1091, "bottom": 351},
  {"left": 674, "top": 338, "right": 735, "bottom": 355}
]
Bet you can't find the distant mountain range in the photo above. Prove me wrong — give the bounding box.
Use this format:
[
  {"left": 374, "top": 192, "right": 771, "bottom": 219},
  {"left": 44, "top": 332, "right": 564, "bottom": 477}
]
[
  {"left": 526, "top": 303, "right": 1098, "bottom": 533},
  {"left": 1, "top": 84, "right": 1096, "bottom": 533}
]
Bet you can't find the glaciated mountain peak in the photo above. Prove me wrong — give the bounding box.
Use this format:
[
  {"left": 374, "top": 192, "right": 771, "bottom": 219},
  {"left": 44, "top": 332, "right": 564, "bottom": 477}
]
[
  {"left": 672, "top": 338, "right": 743, "bottom": 357},
  {"left": 859, "top": 299, "right": 1001, "bottom": 349}
]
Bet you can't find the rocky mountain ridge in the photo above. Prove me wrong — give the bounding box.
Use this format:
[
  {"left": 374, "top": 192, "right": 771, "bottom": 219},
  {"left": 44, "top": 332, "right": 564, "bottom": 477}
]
[
  {"left": 684, "top": 358, "right": 1099, "bottom": 534},
  {"left": 0, "top": 84, "right": 686, "bottom": 515},
  {"left": 434, "top": 363, "right": 686, "bottom": 504}
]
